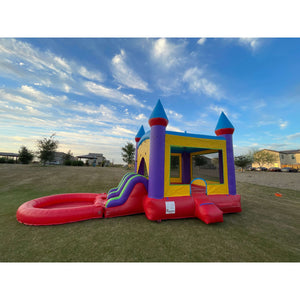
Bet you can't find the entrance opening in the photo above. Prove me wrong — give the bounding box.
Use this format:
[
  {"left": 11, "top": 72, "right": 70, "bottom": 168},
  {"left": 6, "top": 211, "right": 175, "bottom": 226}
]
[
  {"left": 190, "top": 178, "right": 207, "bottom": 195},
  {"left": 138, "top": 158, "right": 148, "bottom": 177},
  {"left": 191, "top": 151, "right": 223, "bottom": 184}
]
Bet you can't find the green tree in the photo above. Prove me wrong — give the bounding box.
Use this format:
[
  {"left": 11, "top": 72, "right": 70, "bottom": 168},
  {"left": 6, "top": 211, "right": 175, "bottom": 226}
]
[
  {"left": 63, "top": 150, "right": 73, "bottom": 165},
  {"left": 101, "top": 157, "right": 108, "bottom": 167},
  {"left": 37, "top": 134, "right": 59, "bottom": 165},
  {"left": 18, "top": 146, "right": 34, "bottom": 164},
  {"left": 253, "top": 150, "right": 277, "bottom": 167},
  {"left": 194, "top": 155, "right": 207, "bottom": 169},
  {"left": 121, "top": 142, "right": 135, "bottom": 167},
  {"left": 234, "top": 155, "right": 253, "bottom": 172}
]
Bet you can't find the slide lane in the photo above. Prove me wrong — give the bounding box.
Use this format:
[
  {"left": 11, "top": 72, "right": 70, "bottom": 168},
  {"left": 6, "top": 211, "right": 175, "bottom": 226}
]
[
  {"left": 107, "top": 172, "right": 135, "bottom": 199},
  {"left": 105, "top": 174, "right": 148, "bottom": 208}
]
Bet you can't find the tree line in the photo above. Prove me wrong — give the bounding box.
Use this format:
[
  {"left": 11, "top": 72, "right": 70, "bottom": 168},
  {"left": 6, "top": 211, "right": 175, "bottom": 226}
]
[
  {"left": 16, "top": 135, "right": 275, "bottom": 171},
  {"left": 17, "top": 134, "right": 59, "bottom": 165}
]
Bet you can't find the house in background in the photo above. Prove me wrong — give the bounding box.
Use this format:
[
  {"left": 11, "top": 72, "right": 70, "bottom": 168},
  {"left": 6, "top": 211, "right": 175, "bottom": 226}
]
[
  {"left": 0, "top": 152, "right": 19, "bottom": 162},
  {"left": 48, "top": 152, "right": 73, "bottom": 165},
  {"left": 279, "top": 150, "right": 300, "bottom": 169},
  {"left": 77, "top": 153, "right": 107, "bottom": 166},
  {"left": 252, "top": 149, "right": 300, "bottom": 169}
]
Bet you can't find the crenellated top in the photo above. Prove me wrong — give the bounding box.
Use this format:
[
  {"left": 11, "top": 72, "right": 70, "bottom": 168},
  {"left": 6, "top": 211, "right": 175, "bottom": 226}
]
[{"left": 148, "top": 99, "right": 169, "bottom": 127}]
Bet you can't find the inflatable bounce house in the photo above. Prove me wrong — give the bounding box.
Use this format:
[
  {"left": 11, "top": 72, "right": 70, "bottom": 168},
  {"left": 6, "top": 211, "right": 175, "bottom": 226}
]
[{"left": 17, "top": 100, "right": 241, "bottom": 226}]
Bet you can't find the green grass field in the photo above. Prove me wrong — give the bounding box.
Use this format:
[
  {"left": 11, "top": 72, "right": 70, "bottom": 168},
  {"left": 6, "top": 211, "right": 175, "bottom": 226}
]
[{"left": 0, "top": 164, "right": 299, "bottom": 262}]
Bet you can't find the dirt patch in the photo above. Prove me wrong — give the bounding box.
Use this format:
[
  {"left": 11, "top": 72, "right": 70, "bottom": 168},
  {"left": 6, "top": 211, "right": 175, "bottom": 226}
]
[{"left": 235, "top": 171, "right": 300, "bottom": 191}]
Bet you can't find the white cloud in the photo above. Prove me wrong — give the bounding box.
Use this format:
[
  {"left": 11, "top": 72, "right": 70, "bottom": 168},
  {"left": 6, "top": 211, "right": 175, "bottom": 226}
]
[
  {"left": 111, "top": 49, "right": 150, "bottom": 91},
  {"left": 20, "top": 85, "right": 67, "bottom": 105},
  {"left": 183, "top": 67, "right": 222, "bottom": 99},
  {"left": 78, "top": 66, "right": 103, "bottom": 82},
  {"left": 111, "top": 125, "right": 135, "bottom": 137},
  {"left": 0, "top": 100, "right": 47, "bottom": 117},
  {"left": 166, "top": 125, "right": 183, "bottom": 132},
  {"left": 166, "top": 109, "right": 183, "bottom": 120},
  {"left": 84, "top": 81, "right": 145, "bottom": 108},
  {"left": 63, "top": 84, "right": 71, "bottom": 93},
  {"left": 152, "top": 38, "right": 186, "bottom": 69},
  {"left": 253, "top": 115, "right": 289, "bottom": 130},
  {"left": 209, "top": 104, "right": 228, "bottom": 115},
  {"left": 254, "top": 100, "right": 266, "bottom": 110},
  {"left": 156, "top": 77, "right": 182, "bottom": 96},
  {"left": 238, "top": 38, "right": 261, "bottom": 51},
  {"left": 0, "top": 89, "right": 34, "bottom": 106},
  {"left": 256, "top": 120, "right": 276, "bottom": 127},
  {"left": 197, "top": 38, "right": 206, "bottom": 45},
  {"left": 0, "top": 38, "right": 105, "bottom": 93},
  {"left": 54, "top": 56, "right": 72, "bottom": 73},
  {"left": 279, "top": 119, "right": 288, "bottom": 129},
  {"left": 287, "top": 132, "right": 300, "bottom": 140},
  {"left": 153, "top": 38, "right": 169, "bottom": 57},
  {"left": 135, "top": 113, "right": 146, "bottom": 121}
]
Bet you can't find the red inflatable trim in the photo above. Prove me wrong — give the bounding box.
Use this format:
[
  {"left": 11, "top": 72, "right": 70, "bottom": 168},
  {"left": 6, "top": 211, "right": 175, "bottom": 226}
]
[
  {"left": 215, "top": 128, "right": 234, "bottom": 136},
  {"left": 148, "top": 117, "right": 168, "bottom": 127},
  {"left": 144, "top": 194, "right": 241, "bottom": 223},
  {"left": 16, "top": 193, "right": 106, "bottom": 225},
  {"left": 143, "top": 195, "right": 195, "bottom": 221}
]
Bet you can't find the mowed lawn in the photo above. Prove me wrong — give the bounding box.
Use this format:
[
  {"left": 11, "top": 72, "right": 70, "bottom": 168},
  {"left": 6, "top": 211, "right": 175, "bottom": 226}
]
[{"left": 0, "top": 164, "right": 299, "bottom": 262}]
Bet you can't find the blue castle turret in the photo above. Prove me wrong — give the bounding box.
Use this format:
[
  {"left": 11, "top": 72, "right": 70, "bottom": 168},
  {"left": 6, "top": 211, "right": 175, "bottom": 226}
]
[
  {"left": 134, "top": 125, "right": 145, "bottom": 172},
  {"left": 215, "top": 112, "right": 236, "bottom": 195},
  {"left": 148, "top": 100, "right": 168, "bottom": 199}
]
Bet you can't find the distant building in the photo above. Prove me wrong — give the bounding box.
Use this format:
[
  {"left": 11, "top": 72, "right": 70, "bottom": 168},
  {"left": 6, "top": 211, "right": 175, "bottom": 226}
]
[
  {"left": 252, "top": 149, "right": 300, "bottom": 169},
  {"left": 0, "top": 152, "right": 19, "bottom": 162},
  {"left": 48, "top": 152, "right": 72, "bottom": 165},
  {"left": 77, "top": 153, "right": 106, "bottom": 166}
]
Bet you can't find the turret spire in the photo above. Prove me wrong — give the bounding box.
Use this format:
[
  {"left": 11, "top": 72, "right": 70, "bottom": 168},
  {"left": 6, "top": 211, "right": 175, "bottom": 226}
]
[
  {"left": 148, "top": 99, "right": 168, "bottom": 127},
  {"left": 215, "top": 112, "right": 234, "bottom": 136},
  {"left": 135, "top": 125, "right": 145, "bottom": 143}
]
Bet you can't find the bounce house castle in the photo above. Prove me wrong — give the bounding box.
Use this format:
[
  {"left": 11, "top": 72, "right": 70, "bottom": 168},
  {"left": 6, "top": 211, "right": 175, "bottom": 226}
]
[{"left": 17, "top": 100, "right": 241, "bottom": 225}]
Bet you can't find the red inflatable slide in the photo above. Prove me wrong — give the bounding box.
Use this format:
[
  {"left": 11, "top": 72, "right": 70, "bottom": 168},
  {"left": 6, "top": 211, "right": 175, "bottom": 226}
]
[{"left": 16, "top": 174, "right": 148, "bottom": 226}]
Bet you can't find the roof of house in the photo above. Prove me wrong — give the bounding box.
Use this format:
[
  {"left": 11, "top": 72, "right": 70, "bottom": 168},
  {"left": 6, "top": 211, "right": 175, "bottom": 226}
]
[
  {"left": 260, "top": 149, "right": 280, "bottom": 153},
  {"left": 0, "top": 152, "right": 19, "bottom": 157},
  {"left": 279, "top": 149, "right": 300, "bottom": 154},
  {"left": 259, "top": 149, "right": 300, "bottom": 154},
  {"left": 77, "top": 153, "right": 103, "bottom": 159}
]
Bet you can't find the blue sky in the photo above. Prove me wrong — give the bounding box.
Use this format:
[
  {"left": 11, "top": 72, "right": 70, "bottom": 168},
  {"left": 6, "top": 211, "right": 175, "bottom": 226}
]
[{"left": 0, "top": 38, "right": 300, "bottom": 163}]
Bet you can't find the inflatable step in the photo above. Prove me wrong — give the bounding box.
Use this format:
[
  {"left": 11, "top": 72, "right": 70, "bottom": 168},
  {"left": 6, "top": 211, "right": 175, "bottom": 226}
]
[{"left": 195, "top": 202, "right": 223, "bottom": 224}]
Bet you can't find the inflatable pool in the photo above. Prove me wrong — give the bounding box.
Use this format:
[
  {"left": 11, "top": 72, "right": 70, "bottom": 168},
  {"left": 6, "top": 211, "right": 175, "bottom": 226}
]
[{"left": 16, "top": 193, "right": 106, "bottom": 225}]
